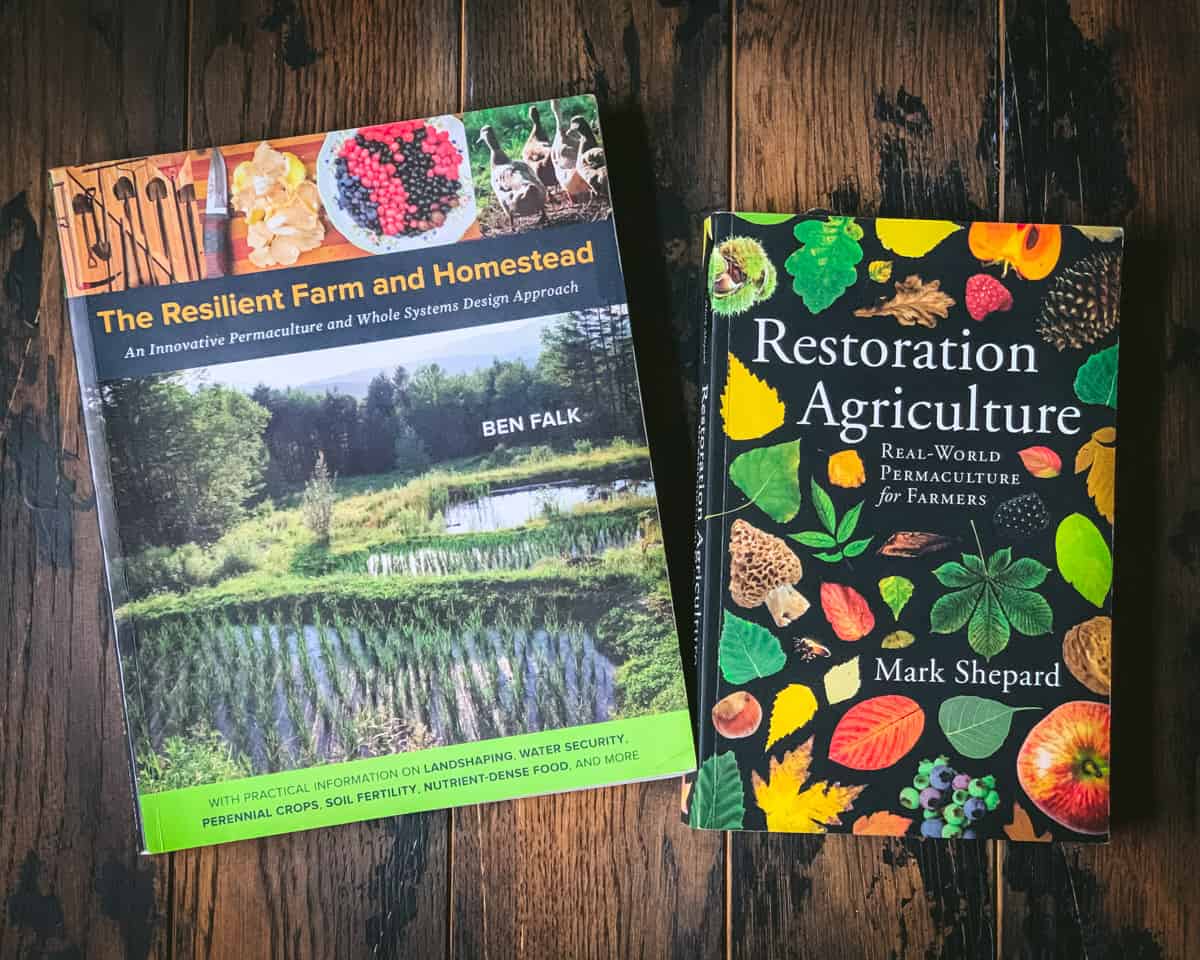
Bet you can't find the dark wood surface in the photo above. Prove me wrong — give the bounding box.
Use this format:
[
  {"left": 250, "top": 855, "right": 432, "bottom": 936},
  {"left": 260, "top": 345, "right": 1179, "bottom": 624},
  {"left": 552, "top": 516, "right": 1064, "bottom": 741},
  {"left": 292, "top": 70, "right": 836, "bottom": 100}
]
[{"left": 1, "top": 1, "right": 1195, "bottom": 957}]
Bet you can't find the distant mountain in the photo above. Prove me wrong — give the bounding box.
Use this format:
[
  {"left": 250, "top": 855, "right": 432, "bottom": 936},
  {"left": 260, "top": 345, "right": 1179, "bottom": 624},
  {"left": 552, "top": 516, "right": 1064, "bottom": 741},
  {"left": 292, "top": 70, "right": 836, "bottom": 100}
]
[{"left": 295, "top": 351, "right": 539, "bottom": 398}]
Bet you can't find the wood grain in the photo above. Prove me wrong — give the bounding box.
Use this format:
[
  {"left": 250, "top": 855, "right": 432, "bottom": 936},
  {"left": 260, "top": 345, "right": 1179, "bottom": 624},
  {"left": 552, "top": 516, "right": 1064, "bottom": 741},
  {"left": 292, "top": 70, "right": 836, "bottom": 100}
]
[
  {"left": 171, "top": 3, "right": 460, "bottom": 957},
  {"left": 453, "top": 1, "right": 729, "bottom": 956},
  {"left": 730, "top": 2, "right": 999, "bottom": 957},
  {"left": 999, "top": 2, "right": 1200, "bottom": 956},
  {"left": 0, "top": 2, "right": 185, "bottom": 959}
]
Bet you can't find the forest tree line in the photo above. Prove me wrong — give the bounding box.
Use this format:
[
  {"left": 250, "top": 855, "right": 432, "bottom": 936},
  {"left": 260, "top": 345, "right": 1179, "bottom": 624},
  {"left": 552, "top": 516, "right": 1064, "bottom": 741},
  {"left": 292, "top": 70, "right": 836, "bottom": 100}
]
[{"left": 102, "top": 308, "right": 644, "bottom": 550}]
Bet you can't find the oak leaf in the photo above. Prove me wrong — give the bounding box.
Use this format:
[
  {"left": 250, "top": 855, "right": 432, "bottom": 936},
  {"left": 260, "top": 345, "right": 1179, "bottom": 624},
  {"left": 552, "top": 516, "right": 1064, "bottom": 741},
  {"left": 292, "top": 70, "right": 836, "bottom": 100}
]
[
  {"left": 721, "top": 353, "right": 786, "bottom": 441},
  {"left": 853, "top": 275, "right": 956, "bottom": 328},
  {"left": 1075, "top": 426, "right": 1115, "bottom": 524},
  {"left": 1004, "top": 802, "right": 1052, "bottom": 842},
  {"left": 752, "top": 737, "right": 865, "bottom": 832},
  {"left": 852, "top": 811, "right": 913, "bottom": 836}
]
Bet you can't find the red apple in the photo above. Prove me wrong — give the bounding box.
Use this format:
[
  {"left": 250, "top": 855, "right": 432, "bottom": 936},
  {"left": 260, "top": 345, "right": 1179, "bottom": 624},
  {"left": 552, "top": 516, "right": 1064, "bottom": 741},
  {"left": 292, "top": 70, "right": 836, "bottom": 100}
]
[
  {"left": 711, "top": 691, "right": 762, "bottom": 739},
  {"left": 1017, "top": 700, "right": 1110, "bottom": 835}
]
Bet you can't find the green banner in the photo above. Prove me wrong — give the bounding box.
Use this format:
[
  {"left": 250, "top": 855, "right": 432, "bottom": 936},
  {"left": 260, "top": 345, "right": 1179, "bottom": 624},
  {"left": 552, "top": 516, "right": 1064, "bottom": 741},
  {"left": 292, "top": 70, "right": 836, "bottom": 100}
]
[{"left": 139, "top": 710, "right": 694, "bottom": 853}]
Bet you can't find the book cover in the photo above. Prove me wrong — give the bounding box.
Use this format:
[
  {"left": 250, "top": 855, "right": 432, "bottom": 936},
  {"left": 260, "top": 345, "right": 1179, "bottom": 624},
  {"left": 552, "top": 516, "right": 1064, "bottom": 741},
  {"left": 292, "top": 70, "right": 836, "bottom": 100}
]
[
  {"left": 49, "top": 96, "right": 695, "bottom": 854},
  {"left": 687, "top": 214, "right": 1120, "bottom": 841}
]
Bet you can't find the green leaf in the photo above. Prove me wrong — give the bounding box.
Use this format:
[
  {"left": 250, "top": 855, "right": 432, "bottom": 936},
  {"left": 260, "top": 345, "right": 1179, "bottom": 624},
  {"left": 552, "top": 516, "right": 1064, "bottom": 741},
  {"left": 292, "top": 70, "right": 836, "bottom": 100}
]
[
  {"left": 962, "top": 553, "right": 986, "bottom": 576},
  {"left": 784, "top": 216, "right": 865, "bottom": 313},
  {"left": 790, "top": 530, "right": 837, "bottom": 548},
  {"left": 842, "top": 537, "right": 872, "bottom": 558},
  {"left": 813, "top": 550, "right": 844, "bottom": 563},
  {"left": 967, "top": 587, "right": 1009, "bottom": 658},
  {"left": 986, "top": 547, "right": 1012, "bottom": 576},
  {"left": 689, "top": 752, "right": 745, "bottom": 829},
  {"left": 1074, "top": 344, "right": 1119, "bottom": 409},
  {"left": 729, "top": 440, "right": 802, "bottom": 523},
  {"left": 995, "top": 585, "right": 1053, "bottom": 636},
  {"left": 932, "top": 561, "right": 975, "bottom": 589},
  {"left": 1055, "top": 513, "right": 1113, "bottom": 606},
  {"left": 930, "top": 583, "right": 984, "bottom": 634},
  {"left": 735, "top": 213, "right": 795, "bottom": 225},
  {"left": 937, "top": 696, "right": 1040, "bottom": 760},
  {"left": 810, "top": 478, "right": 837, "bottom": 534},
  {"left": 835, "top": 501, "right": 863, "bottom": 542},
  {"left": 878, "top": 576, "right": 914, "bottom": 620},
  {"left": 994, "top": 557, "right": 1050, "bottom": 589},
  {"left": 718, "top": 611, "right": 788, "bottom": 683}
]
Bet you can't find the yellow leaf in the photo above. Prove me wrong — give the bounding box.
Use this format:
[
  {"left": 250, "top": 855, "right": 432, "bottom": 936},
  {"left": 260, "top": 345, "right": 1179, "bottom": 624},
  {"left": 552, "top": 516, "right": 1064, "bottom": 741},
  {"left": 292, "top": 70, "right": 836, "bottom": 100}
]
[
  {"left": 720, "top": 353, "right": 786, "bottom": 440},
  {"left": 868, "top": 259, "right": 893, "bottom": 283},
  {"left": 765, "top": 683, "right": 818, "bottom": 749},
  {"left": 828, "top": 449, "right": 866, "bottom": 488},
  {"left": 823, "top": 656, "right": 860, "bottom": 705},
  {"left": 1074, "top": 427, "right": 1116, "bottom": 524},
  {"left": 875, "top": 218, "right": 962, "bottom": 257},
  {"left": 752, "top": 738, "right": 865, "bottom": 832}
]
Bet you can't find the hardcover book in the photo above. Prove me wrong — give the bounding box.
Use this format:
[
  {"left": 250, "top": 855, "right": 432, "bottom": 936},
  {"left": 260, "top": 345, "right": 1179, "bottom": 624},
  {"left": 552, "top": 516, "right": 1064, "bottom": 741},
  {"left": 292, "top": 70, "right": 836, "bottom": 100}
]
[
  {"left": 49, "top": 96, "right": 694, "bottom": 854},
  {"left": 687, "top": 214, "right": 1120, "bottom": 841}
]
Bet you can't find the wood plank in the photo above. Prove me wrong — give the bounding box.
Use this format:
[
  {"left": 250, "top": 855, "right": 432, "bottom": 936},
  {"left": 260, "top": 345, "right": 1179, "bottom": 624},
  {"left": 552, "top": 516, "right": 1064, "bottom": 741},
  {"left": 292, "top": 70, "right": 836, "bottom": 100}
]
[
  {"left": 999, "top": 2, "right": 1200, "bottom": 955},
  {"left": 730, "top": 2, "right": 999, "bottom": 957},
  {"left": 172, "top": 3, "right": 460, "bottom": 956},
  {"left": 452, "top": 2, "right": 730, "bottom": 957},
  {"left": 0, "top": 2, "right": 186, "bottom": 958}
]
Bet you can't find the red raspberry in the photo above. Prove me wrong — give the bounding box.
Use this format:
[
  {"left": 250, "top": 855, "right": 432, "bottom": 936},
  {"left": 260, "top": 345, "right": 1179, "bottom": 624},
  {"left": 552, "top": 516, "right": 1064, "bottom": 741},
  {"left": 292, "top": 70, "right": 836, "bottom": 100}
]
[{"left": 964, "top": 274, "right": 1013, "bottom": 321}]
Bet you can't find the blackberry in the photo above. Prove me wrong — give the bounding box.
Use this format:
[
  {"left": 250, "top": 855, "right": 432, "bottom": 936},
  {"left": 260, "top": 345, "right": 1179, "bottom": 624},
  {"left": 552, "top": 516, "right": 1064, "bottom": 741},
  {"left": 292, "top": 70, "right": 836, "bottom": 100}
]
[{"left": 993, "top": 492, "right": 1050, "bottom": 539}]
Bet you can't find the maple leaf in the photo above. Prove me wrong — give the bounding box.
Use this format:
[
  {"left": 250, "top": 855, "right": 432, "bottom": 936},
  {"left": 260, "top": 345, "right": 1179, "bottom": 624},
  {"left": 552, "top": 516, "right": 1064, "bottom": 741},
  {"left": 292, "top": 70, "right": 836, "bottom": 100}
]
[
  {"left": 720, "top": 353, "right": 785, "bottom": 440},
  {"left": 1074, "top": 426, "right": 1115, "bottom": 524},
  {"left": 751, "top": 737, "right": 865, "bottom": 832},
  {"left": 853, "top": 275, "right": 956, "bottom": 328}
]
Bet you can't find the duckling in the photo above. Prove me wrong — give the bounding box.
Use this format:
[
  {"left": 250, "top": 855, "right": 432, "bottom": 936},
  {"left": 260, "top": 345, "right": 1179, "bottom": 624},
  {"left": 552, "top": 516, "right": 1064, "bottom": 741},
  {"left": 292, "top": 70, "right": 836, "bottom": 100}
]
[
  {"left": 550, "top": 99, "right": 590, "bottom": 203},
  {"left": 568, "top": 116, "right": 609, "bottom": 214},
  {"left": 478, "top": 125, "right": 547, "bottom": 228},
  {"left": 522, "top": 106, "right": 558, "bottom": 191}
]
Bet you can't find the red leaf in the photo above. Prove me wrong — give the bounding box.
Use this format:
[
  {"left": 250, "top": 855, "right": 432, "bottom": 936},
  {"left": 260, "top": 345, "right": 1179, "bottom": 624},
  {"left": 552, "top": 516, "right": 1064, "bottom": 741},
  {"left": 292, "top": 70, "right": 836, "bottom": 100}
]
[
  {"left": 820, "top": 583, "right": 875, "bottom": 641},
  {"left": 1018, "top": 445, "right": 1062, "bottom": 478},
  {"left": 829, "top": 695, "right": 925, "bottom": 770},
  {"left": 852, "top": 811, "right": 913, "bottom": 836}
]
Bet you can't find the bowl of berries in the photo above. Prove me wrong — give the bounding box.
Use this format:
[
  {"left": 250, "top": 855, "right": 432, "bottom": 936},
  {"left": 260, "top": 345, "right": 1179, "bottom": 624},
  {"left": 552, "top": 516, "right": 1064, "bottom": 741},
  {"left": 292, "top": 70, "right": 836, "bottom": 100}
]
[{"left": 316, "top": 114, "right": 476, "bottom": 254}]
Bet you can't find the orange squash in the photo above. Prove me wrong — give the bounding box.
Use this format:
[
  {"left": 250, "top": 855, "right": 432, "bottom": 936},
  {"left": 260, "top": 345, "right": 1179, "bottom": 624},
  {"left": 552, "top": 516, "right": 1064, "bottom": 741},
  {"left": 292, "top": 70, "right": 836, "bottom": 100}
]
[{"left": 968, "top": 222, "right": 1062, "bottom": 280}]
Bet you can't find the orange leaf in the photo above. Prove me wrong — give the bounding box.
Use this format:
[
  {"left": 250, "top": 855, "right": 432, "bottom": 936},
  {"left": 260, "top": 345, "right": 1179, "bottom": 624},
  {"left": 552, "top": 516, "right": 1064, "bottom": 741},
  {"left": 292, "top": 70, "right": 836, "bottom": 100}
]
[
  {"left": 852, "top": 811, "right": 913, "bottom": 836},
  {"left": 1018, "top": 445, "right": 1062, "bottom": 478},
  {"left": 1004, "top": 802, "right": 1052, "bottom": 842},
  {"left": 828, "top": 695, "right": 924, "bottom": 770},
  {"left": 820, "top": 583, "right": 875, "bottom": 641}
]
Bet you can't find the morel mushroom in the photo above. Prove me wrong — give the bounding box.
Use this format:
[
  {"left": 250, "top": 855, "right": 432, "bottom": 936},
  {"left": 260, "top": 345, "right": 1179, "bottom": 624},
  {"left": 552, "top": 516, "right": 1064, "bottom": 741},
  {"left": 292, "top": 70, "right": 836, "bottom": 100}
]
[{"left": 728, "top": 518, "right": 809, "bottom": 627}]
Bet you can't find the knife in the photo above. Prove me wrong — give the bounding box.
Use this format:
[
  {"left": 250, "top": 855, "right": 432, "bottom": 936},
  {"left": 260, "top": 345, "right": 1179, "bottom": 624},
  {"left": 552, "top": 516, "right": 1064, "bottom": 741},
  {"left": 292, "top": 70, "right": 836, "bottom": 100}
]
[{"left": 203, "top": 147, "right": 232, "bottom": 278}]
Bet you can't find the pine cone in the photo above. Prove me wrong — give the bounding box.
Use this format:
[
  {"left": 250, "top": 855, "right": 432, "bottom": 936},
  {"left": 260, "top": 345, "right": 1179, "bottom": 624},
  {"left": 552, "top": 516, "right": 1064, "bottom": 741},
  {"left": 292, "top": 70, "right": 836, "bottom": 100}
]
[{"left": 1035, "top": 251, "right": 1122, "bottom": 350}]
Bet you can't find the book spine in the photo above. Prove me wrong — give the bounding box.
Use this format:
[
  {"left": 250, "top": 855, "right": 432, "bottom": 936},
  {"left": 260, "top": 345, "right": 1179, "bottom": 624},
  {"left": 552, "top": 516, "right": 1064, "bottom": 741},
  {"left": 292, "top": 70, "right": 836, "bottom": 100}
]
[{"left": 691, "top": 216, "right": 724, "bottom": 774}]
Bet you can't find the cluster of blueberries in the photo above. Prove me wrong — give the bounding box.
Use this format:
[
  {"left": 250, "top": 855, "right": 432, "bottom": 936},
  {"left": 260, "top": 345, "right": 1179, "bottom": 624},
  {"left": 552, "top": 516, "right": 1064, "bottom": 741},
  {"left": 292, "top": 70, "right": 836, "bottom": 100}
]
[{"left": 899, "top": 755, "right": 1001, "bottom": 839}]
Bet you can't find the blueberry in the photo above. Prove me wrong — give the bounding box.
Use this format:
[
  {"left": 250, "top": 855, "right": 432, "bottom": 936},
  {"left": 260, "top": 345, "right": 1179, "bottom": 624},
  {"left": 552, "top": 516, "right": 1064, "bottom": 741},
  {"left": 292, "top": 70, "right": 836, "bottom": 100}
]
[
  {"left": 962, "top": 829, "right": 977, "bottom": 839},
  {"left": 944, "top": 803, "right": 965, "bottom": 825},
  {"left": 964, "top": 798, "right": 987, "bottom": 821},
  {"left": 920, "top": 818, "right": 944, "bottom": 839},
  {"left": 952, "top": 773, "right": 971, "bottom": 791},
  {"left": 984, "top": 790, "right": 1000, "bottom": 812},
  {"left": 919, "top": 787, "right": 943, "bottom": 810},
  {"left": 941, "top": 823, "right": 963, "bottom": 839},
  {"left": 930, "top": 764, "right": 956, "bottom": 790},
  {"left": 923, "top": 808, "right": 941, "bottom": 821},
  {"left": 913, "top": 773, "right": 931, "bottom": 790},
  {"left": 968, "top": 778, "right": 988, "bottom": 798},
  {"left": 899, "top": 787, "right": 921, "bottom": 810},
  {"left": 952, "top": 788, "right": 968, "bottom": 805}
]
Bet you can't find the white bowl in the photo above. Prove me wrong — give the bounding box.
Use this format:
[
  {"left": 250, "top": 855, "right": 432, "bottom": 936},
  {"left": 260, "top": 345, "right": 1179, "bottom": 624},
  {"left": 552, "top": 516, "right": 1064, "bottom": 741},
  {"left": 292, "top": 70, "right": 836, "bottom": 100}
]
[{"left": 316, "top": 114, "right": 477, "bottom": 255}]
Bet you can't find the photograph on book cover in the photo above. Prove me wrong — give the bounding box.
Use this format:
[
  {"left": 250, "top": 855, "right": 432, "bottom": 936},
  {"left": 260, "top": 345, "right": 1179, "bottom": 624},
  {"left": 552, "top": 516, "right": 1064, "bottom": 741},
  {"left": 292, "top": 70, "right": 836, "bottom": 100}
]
[
  {"left": 50, "top": 96, "right": 693, "bottom": 854},
  {"left": 688, "top": 215, "right": 1119, "bottom": 843}
]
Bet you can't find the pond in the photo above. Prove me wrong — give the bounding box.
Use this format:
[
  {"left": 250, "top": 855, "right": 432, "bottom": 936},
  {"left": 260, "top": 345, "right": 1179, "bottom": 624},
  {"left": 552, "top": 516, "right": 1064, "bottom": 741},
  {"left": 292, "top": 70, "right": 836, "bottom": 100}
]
[{"left": 443, "top": 477, "right": 654, "bottom": 532}]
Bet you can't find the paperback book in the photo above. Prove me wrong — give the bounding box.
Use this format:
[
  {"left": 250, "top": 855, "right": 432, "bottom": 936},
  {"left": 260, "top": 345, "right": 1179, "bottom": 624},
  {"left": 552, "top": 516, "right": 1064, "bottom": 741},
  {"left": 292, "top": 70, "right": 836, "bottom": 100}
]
[
  {"left": 50, "top": 96, "right": 694, "bottom": 854},
  {"left": 688, "top": 214, "right": 1120, "bottom": 841}
]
